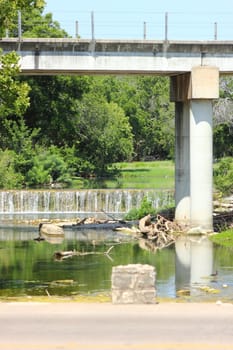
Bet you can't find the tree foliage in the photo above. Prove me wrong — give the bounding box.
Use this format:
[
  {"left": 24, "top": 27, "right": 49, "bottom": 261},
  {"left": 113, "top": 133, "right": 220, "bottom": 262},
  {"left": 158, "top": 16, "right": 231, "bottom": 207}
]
[
  {"left": 214, "top": 157, "right": 233, "bottom": 195},
  {"left": 213, "top": 77, "right": 233, "bottom": 158},
  {"left": 0, "top": 4, "right": 232, "bottom": 190},
  {"left": 0, "top": 50, "right": 30, "bottom": 118},
  {"left": 0, "top": 0, "right": 45, "bottom": 36},
  {"left": 18, "top": 8, "right": 68, "bottom": 38}
]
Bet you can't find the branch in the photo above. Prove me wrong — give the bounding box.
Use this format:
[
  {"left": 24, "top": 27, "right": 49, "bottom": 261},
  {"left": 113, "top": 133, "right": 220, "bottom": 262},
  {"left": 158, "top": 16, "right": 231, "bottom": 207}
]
[{"left": 54, "top": 246, "right": 115, "bottom": 261}]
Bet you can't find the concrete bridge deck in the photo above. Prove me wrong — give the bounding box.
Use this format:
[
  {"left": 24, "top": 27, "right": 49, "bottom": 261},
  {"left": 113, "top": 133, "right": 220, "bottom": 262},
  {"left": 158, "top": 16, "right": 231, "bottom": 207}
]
[{"left": 1, "top": 38, "right": 233, "bottom": 75}]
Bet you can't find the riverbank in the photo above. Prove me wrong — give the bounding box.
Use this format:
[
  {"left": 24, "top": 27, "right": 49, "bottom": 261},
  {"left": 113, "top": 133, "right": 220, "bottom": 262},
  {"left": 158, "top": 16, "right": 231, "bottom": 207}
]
[{"left": 0, "top": 293, "right": 231, "bottom": 304}]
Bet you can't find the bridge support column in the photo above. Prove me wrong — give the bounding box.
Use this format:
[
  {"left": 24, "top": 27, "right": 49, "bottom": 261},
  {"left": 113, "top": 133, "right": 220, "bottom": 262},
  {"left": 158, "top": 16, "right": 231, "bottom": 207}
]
[{"left": 170, "top": 66, "right": 219, "bottom": 233}]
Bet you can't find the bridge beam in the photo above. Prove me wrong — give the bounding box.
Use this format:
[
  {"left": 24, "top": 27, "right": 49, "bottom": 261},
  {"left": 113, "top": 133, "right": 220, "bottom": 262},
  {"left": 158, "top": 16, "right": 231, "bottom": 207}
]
[{"left": 170, "top": 66, "right": 219, "bottom": 233}]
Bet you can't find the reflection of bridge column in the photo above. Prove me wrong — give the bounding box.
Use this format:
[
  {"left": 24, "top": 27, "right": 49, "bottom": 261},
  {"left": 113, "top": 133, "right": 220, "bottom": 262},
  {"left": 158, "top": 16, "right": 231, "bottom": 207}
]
[
  {"left": 171, "top": 66, "right": 219, "bottom": 233},
  {"left": 190, "top": 235, "right": 213, "bottom": 284},
  {"left": 175, "top": 236, "right": 213, "bottom": 292},
  {"left": 175, "top": 236, "right": 191, "bottom": 291}
]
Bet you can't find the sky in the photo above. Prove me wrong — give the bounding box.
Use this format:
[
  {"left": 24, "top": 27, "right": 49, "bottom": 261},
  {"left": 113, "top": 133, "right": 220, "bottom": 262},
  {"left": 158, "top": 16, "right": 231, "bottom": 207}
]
[{"left": 43, "top": 0, "right": 233, "bottom": 41}]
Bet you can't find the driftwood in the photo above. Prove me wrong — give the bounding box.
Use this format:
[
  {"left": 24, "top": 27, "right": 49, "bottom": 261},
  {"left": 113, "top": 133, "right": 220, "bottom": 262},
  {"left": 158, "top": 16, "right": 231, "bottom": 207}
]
[
  {"left": 54, "top": 245, "right": 115, "bottom": 261},
  {"left": 213, "top": 210, "right": 233, "bottom": 232},
  {"left": 61, "top": 217, "right": 131, "bottom": 230},
  {"left": 137, "top": 214, "right": 181, "bottom": 250}
]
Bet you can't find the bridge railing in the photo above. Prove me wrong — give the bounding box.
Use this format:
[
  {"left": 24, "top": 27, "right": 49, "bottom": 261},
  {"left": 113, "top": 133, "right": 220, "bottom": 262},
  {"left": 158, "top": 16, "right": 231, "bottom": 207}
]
[{"left": 5, "top": 10, "right": 233, "bottom": 41}]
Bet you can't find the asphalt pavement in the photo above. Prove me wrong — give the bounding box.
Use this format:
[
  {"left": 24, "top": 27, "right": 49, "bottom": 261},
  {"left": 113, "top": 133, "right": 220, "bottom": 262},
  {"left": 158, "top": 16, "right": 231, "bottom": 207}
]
[{"left": 0, "top": 302, "right": 233, "bottom": 350}]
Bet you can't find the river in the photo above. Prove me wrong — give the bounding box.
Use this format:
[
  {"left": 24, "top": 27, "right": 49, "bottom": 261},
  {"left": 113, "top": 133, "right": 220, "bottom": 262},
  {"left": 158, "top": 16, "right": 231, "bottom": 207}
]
[{"left": 0, "top": 222, "right": 233, "bottom": 302}]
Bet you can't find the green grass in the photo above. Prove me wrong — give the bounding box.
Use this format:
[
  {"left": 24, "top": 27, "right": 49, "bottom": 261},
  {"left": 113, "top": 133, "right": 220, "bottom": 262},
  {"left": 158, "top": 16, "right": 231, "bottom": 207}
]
[
  {"left": 105, "top": 160, "right": 175, "bottom": 189},
  {"left": 210, "top": 229, "right": 233, "bottom": 248},
  {"left": 70, "top": 160, "right": 175, "bottom": 190}
]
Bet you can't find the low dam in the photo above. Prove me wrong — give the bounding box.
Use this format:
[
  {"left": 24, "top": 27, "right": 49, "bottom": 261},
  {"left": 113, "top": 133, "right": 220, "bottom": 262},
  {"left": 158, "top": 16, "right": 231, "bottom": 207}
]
[{"left": 0, "top": 189, "right": 174, "bottom": 215}]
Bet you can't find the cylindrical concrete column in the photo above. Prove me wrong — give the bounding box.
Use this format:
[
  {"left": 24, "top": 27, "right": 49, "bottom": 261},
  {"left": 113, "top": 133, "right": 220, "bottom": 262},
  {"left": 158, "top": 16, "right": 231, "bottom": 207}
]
[
  {"left": 189, "top": 100, "right": 213, "bottom": 231},
  {"left": 171, "top": 66, "right": 219, "bottom": 233},
  {"left": 175, "top": 101, "right": 190, "bottom": 225}
]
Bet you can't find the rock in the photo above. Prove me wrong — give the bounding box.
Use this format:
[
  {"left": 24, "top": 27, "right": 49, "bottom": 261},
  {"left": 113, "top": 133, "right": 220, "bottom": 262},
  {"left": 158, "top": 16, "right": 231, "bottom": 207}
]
[{"left": 39, "top": 223, "right": 64, "bottom": 236}]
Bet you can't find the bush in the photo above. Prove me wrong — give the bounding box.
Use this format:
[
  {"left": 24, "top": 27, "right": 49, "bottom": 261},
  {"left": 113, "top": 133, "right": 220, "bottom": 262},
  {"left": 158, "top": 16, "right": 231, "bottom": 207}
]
[
  {"left": 214, "top": 157, "right": 233, "bottom": 195},
  {"left": 124, "top": 197, "right": 155, "bottom": 220},
  {"left": 25, "top": 146, "right": 73, "bottom": 187},
  {"left": 0, "top": 150, "right": 24, "bottom": 189}
]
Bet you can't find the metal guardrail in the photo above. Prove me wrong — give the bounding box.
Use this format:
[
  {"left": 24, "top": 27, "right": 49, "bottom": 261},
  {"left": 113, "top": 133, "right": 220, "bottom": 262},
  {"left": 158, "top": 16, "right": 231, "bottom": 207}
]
[{"left": 5, "top": 10, "right": 233, "bottom": 41}]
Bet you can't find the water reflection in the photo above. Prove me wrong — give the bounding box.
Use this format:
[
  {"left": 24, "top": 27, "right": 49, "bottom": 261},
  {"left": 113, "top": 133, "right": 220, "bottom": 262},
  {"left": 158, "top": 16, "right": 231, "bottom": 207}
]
[
  {"left": 176, "top": 235, "right": 214, "bottom": 287},
  {"left": 0, "top": 225, "right": 232, "bottom": 302},
  {"left": 0, "top": 226, "right": 174, "bottom": 298}
]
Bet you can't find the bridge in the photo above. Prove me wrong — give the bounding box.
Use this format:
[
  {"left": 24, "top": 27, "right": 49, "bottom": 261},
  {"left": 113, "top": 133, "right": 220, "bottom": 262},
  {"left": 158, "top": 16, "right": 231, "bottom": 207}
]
[
  {"left": 1, "top": 38, "right": 231, "bottom": 233},
  {"left": 1, "top": 38, "right": 233, "bottom": 75}
]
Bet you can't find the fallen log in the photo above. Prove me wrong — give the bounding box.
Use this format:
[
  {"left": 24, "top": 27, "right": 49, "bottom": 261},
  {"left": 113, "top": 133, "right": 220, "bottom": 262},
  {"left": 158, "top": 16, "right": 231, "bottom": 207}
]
[
  {"left": 54, "top": 246, "right": 115, "bottom": 261},
  {"left": 137, "top": 214, "right": 181, "bottom": 250},
  {"left": 138, "top": 214, "right": 152, "bottom": 234},
  {"left": 62, "top": 218, "right": 135, "bottom": 230}
]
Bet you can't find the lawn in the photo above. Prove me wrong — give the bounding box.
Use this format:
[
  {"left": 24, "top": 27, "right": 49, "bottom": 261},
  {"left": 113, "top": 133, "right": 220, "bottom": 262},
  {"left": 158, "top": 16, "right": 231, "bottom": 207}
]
[
  {"left": 210, "top": 229, "right": 233, "bottom": 248},
  {"left": 106, "top": 160, "right": 175, "bottom": 189}
]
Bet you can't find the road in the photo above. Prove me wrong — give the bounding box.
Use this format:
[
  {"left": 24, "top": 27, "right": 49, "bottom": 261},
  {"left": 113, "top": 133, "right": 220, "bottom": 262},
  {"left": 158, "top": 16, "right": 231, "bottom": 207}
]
[{"left": 0, "top": 302, "right": 233, "bottom": 350}]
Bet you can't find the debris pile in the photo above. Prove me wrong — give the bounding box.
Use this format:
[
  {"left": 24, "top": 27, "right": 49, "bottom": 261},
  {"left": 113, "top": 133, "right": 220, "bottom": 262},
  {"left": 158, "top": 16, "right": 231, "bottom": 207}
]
[{"left": 137, "top": 214, "right": 181, "bottom": 249}]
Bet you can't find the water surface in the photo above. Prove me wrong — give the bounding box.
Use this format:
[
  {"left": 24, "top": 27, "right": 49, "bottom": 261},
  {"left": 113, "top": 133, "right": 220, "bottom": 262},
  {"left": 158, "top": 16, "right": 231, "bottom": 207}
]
[{"left": 0, "top": 225, "right": 233, "bottom": 302}]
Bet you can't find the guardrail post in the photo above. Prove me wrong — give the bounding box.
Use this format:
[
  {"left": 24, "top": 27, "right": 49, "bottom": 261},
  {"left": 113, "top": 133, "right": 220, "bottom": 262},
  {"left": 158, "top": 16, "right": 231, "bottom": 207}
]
[
  {"left": 18, "top": 10, "right": 22, "bottom": 39},
  {"left": 214, "top": 22, "right": 218, "bottom": 40},
  {"left": 75, "top": 21, "right": 79, "bottom": 38},
  {"left": 91, "top": 11, "right": 95, "bottom": 40},
  {"left": 165, "top": 12, "right": 168, "bottom": 41},
  {"left": 143, "top": 21, "right": 147, "bottom": 40}
]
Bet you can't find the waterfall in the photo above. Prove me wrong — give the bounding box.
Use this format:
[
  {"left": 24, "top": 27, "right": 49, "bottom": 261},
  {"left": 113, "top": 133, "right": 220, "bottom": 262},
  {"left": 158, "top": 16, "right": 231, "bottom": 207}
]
[{"left": 0, "top": 189, "right": 174, "bottom": 214}]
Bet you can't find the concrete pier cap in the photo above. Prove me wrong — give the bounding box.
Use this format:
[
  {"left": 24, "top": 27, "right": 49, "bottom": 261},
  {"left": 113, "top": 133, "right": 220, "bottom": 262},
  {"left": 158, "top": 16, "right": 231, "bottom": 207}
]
[
  {"left": 170, "top": 65, "right": 219, "bottom": 102},
  {"left": 171, "top": 66, "right": 219, "bottom": 234}
]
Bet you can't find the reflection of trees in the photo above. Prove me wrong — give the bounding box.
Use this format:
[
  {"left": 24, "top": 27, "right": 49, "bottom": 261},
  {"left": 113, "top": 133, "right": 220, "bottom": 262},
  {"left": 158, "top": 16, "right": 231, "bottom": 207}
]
[
  {"left": 214, "top": 245, "right": 233, "bottom": 266},
  {"left": 0, "top": 236, "right": 175, "bottom": 296}
]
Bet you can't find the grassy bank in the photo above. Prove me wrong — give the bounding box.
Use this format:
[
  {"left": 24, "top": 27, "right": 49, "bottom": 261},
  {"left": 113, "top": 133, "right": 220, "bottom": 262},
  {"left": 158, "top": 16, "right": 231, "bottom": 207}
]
[
  {"left": 210, "top": 228, "right": 233, "bottom": 248},
  {"left": 102, "top": 160, "right": 174, "bottom": 189}
]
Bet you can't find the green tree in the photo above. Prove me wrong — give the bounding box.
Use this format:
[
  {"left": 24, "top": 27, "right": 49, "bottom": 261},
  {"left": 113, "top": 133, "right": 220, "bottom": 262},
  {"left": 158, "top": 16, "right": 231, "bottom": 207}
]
[
  {"left": 74, "top": 95, "right": 133, "bottom": 175},
  {"left": 19, "top": 8, "right": 68, "bottom": 38},
  {"left": 214, "top": 157, "right": 233, "bottom": 195},
  {"left": 0, "top": 50, "right": 30, "bottom": 118},
  {"left": 0, "top": 49, "right": 32, "bottom": 170},
  {"left": 213, "top": 123, "right": 233, "bottom": 158},
  {"left": 83, "top": 76, "right": 174, "bottom": 160},
  {"left": 25, "top": 146, "right": 73, "bottom": 187},
  {"left": 0, "top": 0, "right": 45, "bottom": 36},
  {"left": 88, "top": 76, "right": 174, "bottom": 160},
  {"left": 133, "top": 76, "right": 174, "bottom": 160},
  {"left": 0, "top": 149, "right": 23, "bottom": 189},
  {"left": 213, "top": 77, "right": 233, "bottom": 158},
  {"left": 22, "top": 75, "right": 92, "bottom": 146}
]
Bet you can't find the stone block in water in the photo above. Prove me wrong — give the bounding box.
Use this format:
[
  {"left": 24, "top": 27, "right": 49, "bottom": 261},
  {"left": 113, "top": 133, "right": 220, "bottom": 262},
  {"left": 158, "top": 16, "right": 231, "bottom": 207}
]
[{"left": 111, "top": 264, "right": 156, "bottom": 304}]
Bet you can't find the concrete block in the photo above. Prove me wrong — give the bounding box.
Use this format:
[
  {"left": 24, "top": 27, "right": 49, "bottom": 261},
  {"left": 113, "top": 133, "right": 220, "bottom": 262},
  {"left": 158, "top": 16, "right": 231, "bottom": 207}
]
[{"left": 111, "top": 264, "right": 156, "bottom": 304}]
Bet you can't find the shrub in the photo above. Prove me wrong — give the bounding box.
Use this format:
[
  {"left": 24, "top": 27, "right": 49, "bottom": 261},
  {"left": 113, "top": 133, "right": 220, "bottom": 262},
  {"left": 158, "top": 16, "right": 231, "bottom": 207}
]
[
  {"left": 25, "top": 146, "right": 73, "bottom": 187},
  {"left": 124, "top": 197, "right": 155, "bottom": 220},
  {"left": 0, "top": 149, "right": 24, "bottom": 189},
  {"left": 214, "top": 157, "right": 233, "bottom": 195}
]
